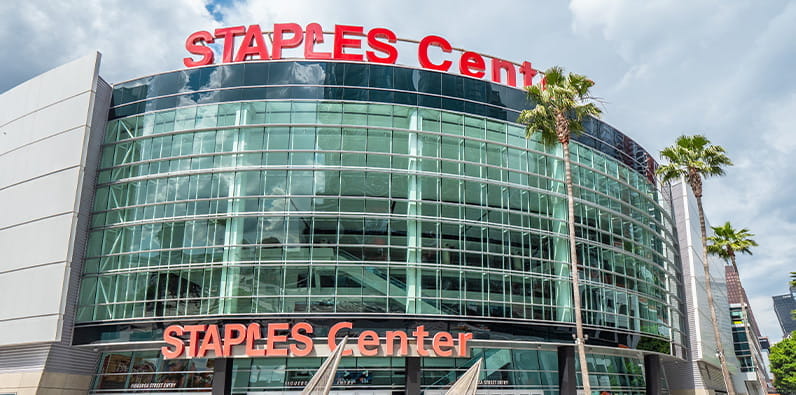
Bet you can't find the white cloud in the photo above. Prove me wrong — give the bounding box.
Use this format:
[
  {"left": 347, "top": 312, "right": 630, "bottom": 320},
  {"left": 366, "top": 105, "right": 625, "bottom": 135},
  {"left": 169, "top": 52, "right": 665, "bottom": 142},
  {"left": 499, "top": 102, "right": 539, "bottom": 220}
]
[{"left": 0, "top": 0, "right": 219, "bottom": 91}]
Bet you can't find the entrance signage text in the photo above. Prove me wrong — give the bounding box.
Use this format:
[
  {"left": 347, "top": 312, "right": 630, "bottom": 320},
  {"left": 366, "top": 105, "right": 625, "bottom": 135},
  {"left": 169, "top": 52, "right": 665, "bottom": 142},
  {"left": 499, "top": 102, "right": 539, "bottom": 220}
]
[
  {"left": 184, "top": 23, "right": 539, "bottom": 88},
  {"left": 162, "top": 321, "right": 472, "bottom": 359}
]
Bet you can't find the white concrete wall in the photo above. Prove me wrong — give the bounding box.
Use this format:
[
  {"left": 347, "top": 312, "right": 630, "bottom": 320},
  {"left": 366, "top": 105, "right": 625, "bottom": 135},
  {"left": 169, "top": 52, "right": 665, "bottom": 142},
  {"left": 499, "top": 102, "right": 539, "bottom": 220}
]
[{"left": 0, "top": 53, "right": 102, "bottom": 346}]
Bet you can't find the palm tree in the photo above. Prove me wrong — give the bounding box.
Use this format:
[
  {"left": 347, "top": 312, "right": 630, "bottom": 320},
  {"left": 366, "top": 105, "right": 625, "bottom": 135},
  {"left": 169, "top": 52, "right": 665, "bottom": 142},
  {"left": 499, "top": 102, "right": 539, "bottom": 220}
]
[
  {"left": 707, "top": 222, "right": 765, "bottom": 391},
  {"left": 518, "top": 66, "right": 601, "bottom": 394},
  {"left": 707, "top": 222, "right": 757, "bottom": 271},
  {"left": 657, "top": 135, "right": 734, "bottom": 395}
]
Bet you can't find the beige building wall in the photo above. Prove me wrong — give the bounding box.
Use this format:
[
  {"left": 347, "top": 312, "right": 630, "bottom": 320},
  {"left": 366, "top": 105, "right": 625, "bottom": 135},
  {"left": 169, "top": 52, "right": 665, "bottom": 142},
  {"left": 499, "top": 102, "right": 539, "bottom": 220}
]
[{"left": 0, "top": 53, "right": 110, "bottom": 394}]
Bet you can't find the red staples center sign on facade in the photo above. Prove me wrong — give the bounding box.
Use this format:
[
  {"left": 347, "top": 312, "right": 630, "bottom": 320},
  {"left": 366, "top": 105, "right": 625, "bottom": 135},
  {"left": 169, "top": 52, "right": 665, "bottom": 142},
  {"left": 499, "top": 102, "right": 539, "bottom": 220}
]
[
  {"left": 183, "top": 23, "right": 539, "bottom": 88},
  {"left": 162, "top": 322, "right": 473, "bottom": 359}
]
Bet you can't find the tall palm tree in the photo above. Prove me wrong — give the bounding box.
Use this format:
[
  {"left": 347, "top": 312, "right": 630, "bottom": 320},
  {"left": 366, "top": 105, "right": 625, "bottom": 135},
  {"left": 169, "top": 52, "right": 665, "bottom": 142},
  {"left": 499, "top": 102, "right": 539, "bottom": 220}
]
[
  {"left": 707, "top": 222, "right": 757, "bottom": 271},
  {"left": 657, "top": 135, "right": 734, "bottom": 395},
  {"left": 707, "top": 222, "right": 765, "bottom": 391},
  {"left": 518, "top": 66, "right": 601, "bottom": 394}
]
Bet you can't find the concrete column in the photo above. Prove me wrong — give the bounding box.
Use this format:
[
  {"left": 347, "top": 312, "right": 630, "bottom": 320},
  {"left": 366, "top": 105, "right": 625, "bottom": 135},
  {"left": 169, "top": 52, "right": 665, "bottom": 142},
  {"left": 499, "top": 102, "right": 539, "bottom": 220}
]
[
  {"left": 645, "top": 354, "right": 661, "bottom": 395},
  {"left": 212, "top": 358, "right": 233, "bottom": 395},
  {"left": 558, "top": 345, "right": 576, "bottom": 395},
  {"left": 405, "top": 357, "right": 421, "bottom": 395}
]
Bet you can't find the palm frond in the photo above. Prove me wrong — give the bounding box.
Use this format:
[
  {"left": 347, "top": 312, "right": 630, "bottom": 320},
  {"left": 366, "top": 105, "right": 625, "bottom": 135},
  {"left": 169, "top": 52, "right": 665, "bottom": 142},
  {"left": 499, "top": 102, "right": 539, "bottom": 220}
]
[
  {"left": 657, "top": 134, "right": 732, "bottom": 185},
  {"left": 518, "top": 66, "right": 601, "bottom": 146},
  {"left": 708, "top": 221, "right": 758, "bottom": 261}
]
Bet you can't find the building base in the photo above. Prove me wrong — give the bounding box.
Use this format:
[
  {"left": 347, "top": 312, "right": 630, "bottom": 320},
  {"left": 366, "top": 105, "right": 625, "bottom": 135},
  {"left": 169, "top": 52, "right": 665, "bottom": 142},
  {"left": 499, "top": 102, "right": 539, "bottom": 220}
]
[{"left": 0, "top": 370, "right": 93, "bottom": 395}]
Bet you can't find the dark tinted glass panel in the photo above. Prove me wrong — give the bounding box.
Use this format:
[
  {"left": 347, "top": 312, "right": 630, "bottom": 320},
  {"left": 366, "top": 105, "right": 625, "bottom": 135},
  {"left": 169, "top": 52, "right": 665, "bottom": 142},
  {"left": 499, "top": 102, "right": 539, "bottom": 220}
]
[
  {"left": 343, "top": 87, "right": 368, "bottom": 101},
  {"left": 106, "top": 62, "right": 655, "bottom": 176},
  {"left": 441, "top": 73, "right": 464, "bottom": 97},
  {"left": 323, "top": 62, "right": 346, "bottom": 86},
  {"left": 269, "top": 62, "right": 294, "bottom": 83},
  {"left": 293, "top": 62, "right": 327, "bottom": 85},
  {"left": 417, "top": 71, "right": 441, "bottom": 94},
  {"left": 369, "top": 89, "right": 394, "bottom": 104},
  {"left": 343, "top": 63, "right": 369, "bottom": 87},
  {"left": 419, "top": 94, "right": 441, "bottom": 109},
  {"left": 463, "top": 78, "right": 487, "bottom": 103},
  {"left": 244, "top": 62, "right": 271, "bottom": 85},
  {"left": 393, "top": 67, "right": 417, "bottom": 91},
  {"left": 369, "top": 65, "right": 394, "bottom": 89}
]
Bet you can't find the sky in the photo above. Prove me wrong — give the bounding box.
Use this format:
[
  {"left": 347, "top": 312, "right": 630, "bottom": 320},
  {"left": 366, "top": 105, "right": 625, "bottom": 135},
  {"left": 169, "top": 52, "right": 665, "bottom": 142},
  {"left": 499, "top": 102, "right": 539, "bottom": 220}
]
[{"left": 1, "top": 0, "right": 794, "bottom": 342}]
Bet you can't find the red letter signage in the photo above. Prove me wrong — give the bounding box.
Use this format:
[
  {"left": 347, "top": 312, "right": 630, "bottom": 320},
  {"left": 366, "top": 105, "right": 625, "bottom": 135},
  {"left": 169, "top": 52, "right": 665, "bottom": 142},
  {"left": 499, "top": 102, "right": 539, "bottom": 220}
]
[
  {"left": 162, "top": 322, "right": 472, "bottom": 359},
  {"left": 418, "top": 35, "right": 452, "bottom": 71},
  {"left": 182, "top": 23, "right": 540, "bottom": 87}
]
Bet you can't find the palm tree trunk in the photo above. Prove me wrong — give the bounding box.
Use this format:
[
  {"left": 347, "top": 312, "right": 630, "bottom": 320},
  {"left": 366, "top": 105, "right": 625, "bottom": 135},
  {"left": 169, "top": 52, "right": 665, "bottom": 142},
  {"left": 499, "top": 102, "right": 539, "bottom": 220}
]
[
  {"left": 696, "top": 196, "right": 736, "bottom": 395},
  {"left": 563, "top": 141, "right": 591, "bottom": 394},
  {"left": 731, "top": 256, "right": 768, "bottom": 394}
]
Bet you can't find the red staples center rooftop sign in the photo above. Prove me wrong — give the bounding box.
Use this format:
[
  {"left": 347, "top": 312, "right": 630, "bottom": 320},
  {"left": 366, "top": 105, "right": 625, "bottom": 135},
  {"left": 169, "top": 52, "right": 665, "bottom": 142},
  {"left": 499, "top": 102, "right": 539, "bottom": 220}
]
[
  {"left": 162, "top": 322, "right": 472, "bottom": 359},
  {"left": 184, "top": 23, "right": 539, "bottom": 88}
]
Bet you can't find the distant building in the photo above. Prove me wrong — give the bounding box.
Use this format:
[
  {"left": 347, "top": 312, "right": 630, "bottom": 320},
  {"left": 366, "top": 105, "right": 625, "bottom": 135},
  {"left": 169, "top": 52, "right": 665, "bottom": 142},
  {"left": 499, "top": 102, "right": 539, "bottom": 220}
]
[
  {"left": 727, "top": 265, "right": 771, "bottom": 394},
  {"left": 664, "top": 179, "right": 746, "bottom": 394},
  {"left": 772, "top": 286, "right": 796, "bottom": 336}
]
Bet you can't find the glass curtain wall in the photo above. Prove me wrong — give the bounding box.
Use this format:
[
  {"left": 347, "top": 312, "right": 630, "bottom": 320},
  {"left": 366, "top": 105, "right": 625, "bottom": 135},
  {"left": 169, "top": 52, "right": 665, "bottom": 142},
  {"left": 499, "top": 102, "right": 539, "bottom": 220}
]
[{"left": 79, "top": 98, "right": 678, "bottom": 341}]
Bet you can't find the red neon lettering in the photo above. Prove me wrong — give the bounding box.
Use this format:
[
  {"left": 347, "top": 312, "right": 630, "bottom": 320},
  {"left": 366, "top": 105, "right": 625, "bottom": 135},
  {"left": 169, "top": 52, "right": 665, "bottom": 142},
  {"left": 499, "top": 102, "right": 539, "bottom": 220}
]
[
  {"left": 290, "top": 322, "right": 315, "bottom": 357},
  {"left": 183, "top": 31, "right": 215, "bottom": 67},
  {"left": 412, "top": 325, "right": 430, "bottom": 356},
  {"left": 457, "top": 332, "right": 473, "bottom": 357},
  {"left": 385, "top": 330, "right": 408, "bottom": 356},
  {"left": 245, "top": 323, "right": 266, "bottom": 357},
  {"left": 183, "top": 325, "right": 207, "bottom": 358},
  {"left": 161, "top": 325, "right": 185, "bottom": 359},
  {"left": 432, "top": 332, "right": 454, "bottom": 357},
  {"left": 328, "top": 322, "right": 353, "bottom": 356},
  {"left": 234, "top": 25, "right": 269, "bottom": 62},
  {"left": 519, "top": 61, "right": 538, "bottom": 87},
  {"left": 418, "top": 35, "right": 452, "bottom": 71},
  {"left": 366, "top": 27, "right": 398, "bottom": 64},
  {"left": 272, "top": 23, "right": 303, "bottom": 60},
  {"left": 266, "top": 323, "right": 290, "bottom": 356},
  {"left": 459, "top": 51, "right": 486, "bottom": 78},
  {"left": 491, "top": 58, "right": 517, "bottom": 86},
  {"left": 333, "top": 25, "right": 364, "bottom": 61},
  {"left": 222, "top": 324, "right": 247, "bottom": 357},
  {"left": 358, "top": 330, "right": 381, "bottom": 356},
  {"left": 214, "top": 26, "right": 246, "bottom": 63},
  {"left": 197, "top": 324, "right": 223, "bottom": 358},
  {"left": 304, "top": 22, "right": 331, "bottom": 59}
]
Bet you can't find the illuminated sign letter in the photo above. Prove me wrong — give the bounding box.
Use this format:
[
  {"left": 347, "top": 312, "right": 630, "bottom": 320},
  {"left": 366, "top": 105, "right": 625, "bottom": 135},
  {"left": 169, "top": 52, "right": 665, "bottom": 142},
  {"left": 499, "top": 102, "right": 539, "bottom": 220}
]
[
  {"left": 214, "top": 26, "right": 246, "bottom": 63},
  {"left": 432, "top": 332, "right": 454, "bottom": 357},
  {"left": 418, "top": 35, "right": 452, "bottom": 71},
  {"left": 519, "top": 61, "right": 538, "bottom": 87},
  {"left": 366, "top": 27, "right": 398, "bottom": 64},
  {"left": 385, "top": 330, "right": 408, "bottom": 356},
  {"left": 234, "top": 25, "right": 270, "bottom": 62},
  {"left": 328, "top": 321, "right": 353, "bottom": 356},
  {"left": 491, "top": 58, "right": 517, "bottom": 87},
  {"left": 197, "top": 324, "right": 223, "bottom": 358},
  {"left": 162, "top": 325, "right": 185, "bottom": 359},
  {"left": 290, "top": 322, "right": 315, "bottom": 357},
  {"left": 333, "top": 25, "right": 364, "bottom": 61},
  {"left": 245, "top": 323, "right": 266, "bottom": 357},
  {"left": 183, "top": 31, "right": 215, "bottom": 67},
  {"left": 222, "top": 324, "right": 248, "bottom": 357},
  {"left": 358, "top": 330, "right": 381, "bottom": 356},
  {"left": 304, "top": 23, "right": 331, "bottom": 59},
  {"left": 272, "top": 23, "right": 304, "bottom": 60},
  {"left": 265, "top": 323, "right": 290, "bottom": 356},
  {"left": 183, "top": 325, "right": 207, "bottom": 358},
  {"left": 459, "top": 51, "right": 486, "bottom": 78},
  {"left": 412, "top": 325, "right": 431, "bottom": 356}
]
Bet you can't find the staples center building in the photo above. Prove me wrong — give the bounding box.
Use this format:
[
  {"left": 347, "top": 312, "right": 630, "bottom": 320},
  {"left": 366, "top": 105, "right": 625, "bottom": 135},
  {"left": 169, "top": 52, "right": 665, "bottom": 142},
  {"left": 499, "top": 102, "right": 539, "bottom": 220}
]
[{"left": 0, "top": 23, "right": 685, "bottom": 394}]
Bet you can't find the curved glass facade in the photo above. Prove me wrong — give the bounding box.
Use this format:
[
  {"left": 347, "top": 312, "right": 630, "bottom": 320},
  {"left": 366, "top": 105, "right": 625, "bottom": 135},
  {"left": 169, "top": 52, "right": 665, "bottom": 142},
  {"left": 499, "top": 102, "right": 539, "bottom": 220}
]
[{"left": 76, "top": 61, "right": 683, "bottom": 393}]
